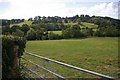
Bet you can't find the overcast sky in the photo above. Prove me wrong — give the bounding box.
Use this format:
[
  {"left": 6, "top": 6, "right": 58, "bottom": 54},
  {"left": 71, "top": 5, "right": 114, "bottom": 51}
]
[{"left": 0, "top": 0, "right": 119, "bottom": 19}]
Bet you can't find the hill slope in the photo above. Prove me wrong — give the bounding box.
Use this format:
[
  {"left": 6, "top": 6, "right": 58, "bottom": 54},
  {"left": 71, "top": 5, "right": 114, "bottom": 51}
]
[{"left": 10, "top": 20, "right": 33, "bottom": 27}]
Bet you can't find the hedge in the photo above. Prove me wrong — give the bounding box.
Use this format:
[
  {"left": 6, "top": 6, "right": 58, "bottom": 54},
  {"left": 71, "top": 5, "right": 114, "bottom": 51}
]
[{"left": 2, "top": 35, "right": 26, "bottom": 78}]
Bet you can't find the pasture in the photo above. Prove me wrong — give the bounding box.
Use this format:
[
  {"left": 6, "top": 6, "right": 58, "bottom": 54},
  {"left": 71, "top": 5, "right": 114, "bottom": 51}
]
[
  {"left": 48, "top": 31, "right": 62, "bottom": 35},
  {"left": 64, "top": 22, "right": 98, "bottom": 29},
  {"left": 10, "top": 20, "right": 33, "bottom": 27},
  {"left": 24, "top": 37, "right": 118, "bottom": 78}
]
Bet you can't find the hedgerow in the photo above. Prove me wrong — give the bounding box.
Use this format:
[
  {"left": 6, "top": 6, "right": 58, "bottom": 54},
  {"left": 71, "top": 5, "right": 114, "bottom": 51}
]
[{"left": 2, "top": 35, "right": 26, "bottom": 78}]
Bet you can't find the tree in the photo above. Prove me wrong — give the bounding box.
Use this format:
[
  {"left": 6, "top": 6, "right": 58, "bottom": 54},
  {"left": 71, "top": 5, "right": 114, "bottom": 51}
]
[
  {"left": 11, "top": 25, "right": 20, "bottom": 33},
  {"left": 62, "top": 29, "right": 71, "bottom": 39},
  {"left": 21, "top": 24, "right": 30, "bottom": 35},
  {"left": 81, "top": 28, "right": 93, "bottom": 37},
  {"left": 26, "top": 28, "right": 36, "bottom": 40},
  {"left": 62, "top": 24, "right": 84, "bottom": 39},
  {"left": 28, "top": 18, "right": 33, "bottom": 21},
  {"left": 48, "top": 32, "right": 60, "bottom": 40},
  {"left": 2, "top": 20, "right": 10, "bottom": 26},
  {"left": 36, "top": 28, "right": 44, "bottom": 40},
  {"left": 12, "top": 29, "right": 24, "bottom": 37},
  {"left": 57, "top": 19, "right": 63, "bottom": 23},
  {"left": 93, "top": 26, "right": 120, "bottom": 37}
]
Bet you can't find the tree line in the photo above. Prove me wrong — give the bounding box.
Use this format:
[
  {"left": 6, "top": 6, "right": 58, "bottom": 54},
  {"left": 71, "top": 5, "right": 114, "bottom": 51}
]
[{"left": 2, "top": 14, "right": 120, "bottom": 40}]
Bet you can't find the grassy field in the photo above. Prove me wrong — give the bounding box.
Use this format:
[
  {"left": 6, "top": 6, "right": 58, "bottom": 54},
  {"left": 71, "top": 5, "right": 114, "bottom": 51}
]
[
  {"left": 23, "top": 37, "right": 118, "bottom": 78},
  {"left": 10, "top": 20, "right": 33, "bottom": 27},
  {"left": 48, "top": 31, "right": 62, "bottom": 35},
  {"left": 64, "top": 22, "right": 98, "bottom": 29},
  {"left": 81, "top": 22, "right": 98, "bottom": 28}
]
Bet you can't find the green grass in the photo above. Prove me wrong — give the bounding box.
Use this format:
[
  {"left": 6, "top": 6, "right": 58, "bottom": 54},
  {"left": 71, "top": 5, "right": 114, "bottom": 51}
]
[
  {"left": 48, "top": 31, "right": 62, "bottom": 35},
  {"left": 64, "top": 22, "right": 98, "bottom": 29},
  {"left": 23, "top": 37, "right": 118, "bottom": 78},
  {"left": 80, "top": 22, "right": 98, "bottom": 29},
  {"left": 10, "top": 20, "right": 33, "bottom": 27},
  {"left": 64, "top": 22, "right": 78, "bottom": 26}
]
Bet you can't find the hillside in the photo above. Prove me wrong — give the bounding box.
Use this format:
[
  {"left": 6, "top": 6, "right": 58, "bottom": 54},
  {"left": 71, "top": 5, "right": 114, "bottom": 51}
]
[
  {"left": 64, "top": 22, "right": 98, "bottom": 29},
  {"left": 2, "top": 15, "right": 120, "bottom": 39},
  {"left": 10, "top": 20, "right": 98, "bottom": 29},
  {"left": 10, "top": 20, "right": 33, "bottom": 27}
]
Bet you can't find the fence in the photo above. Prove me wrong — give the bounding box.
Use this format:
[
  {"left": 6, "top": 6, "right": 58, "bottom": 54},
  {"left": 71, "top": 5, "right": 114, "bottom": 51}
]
[{"left": 20, "top": 52, "right": 117, "bottom": 80}]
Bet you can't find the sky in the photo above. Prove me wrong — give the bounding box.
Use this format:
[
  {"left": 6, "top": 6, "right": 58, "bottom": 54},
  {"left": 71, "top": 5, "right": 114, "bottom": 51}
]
[{"left": 0, "top": 0, "right": 119, "bottom": 20}]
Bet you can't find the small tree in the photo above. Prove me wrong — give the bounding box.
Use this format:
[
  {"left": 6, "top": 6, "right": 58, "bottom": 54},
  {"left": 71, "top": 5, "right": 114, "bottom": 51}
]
[
  {"left": 62, "top": 24, "right": 84, "bottom": 39},
  {"left": 11, "top": 25, "right": 20, "bottom": 33},
  {"left": 12, "top": 29, "right": 24, "bottom": 37},
  {"left": 81, "top": 28, "right": 93, "bottom": 37},
  {"left": 21, "top": 24, "right": 30, "bottom": 35},
  {"left": 26, "top": 28, "right": 36, "bottom": 40}
]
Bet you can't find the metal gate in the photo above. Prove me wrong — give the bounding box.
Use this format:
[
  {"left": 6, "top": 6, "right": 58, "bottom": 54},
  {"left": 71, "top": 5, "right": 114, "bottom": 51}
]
[{"left": 20, "top": 52, "right": 117, "bottom": 80}]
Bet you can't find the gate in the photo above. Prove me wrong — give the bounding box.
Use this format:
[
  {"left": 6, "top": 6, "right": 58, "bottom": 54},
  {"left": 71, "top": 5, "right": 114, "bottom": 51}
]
[{"left": 20, "top": 52, "right": 116, "bottom": 80}]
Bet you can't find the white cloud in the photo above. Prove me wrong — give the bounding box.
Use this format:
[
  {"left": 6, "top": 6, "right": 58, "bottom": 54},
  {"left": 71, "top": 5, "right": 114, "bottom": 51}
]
[
  {"left": 87, "top": 2, "right": 118, "bottom": 18},
  {"left": 0, "top": 0, "right": 118, "bottom": 19},
  {"left": 65, "top": 2, "right": 118, "bottom": 19}
]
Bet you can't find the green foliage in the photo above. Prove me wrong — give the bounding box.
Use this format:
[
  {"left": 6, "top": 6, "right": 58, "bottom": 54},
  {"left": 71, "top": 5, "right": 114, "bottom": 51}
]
[
  {"left": 26, "top": 28, "right": 48, "bottom": 40},
  {"left": 94, "top": 26, "right": 120, "bottom": 37},
  {"left": 62, "top": 24, "right": 84, "bottom": 39},
  {"left": 26, "top": 28, "right": 36, "bottom": 40},
  {"left": 81, "top": 28, "right": 94, "bottom": 36},
  {"left": 11, "top": 25, "right": 20, "bottom": 32},
  {"left": 2, "top": 35, "right": 26, "bottom": 78},
  {"left": 21, "top": 24, "right": 30, "bottom": 35},
  {"left": 36, "top": 28, "right": 48, "bottom": 40},
  {"left": 3, "top": 15, "right": 120, "bottom": 40},
  {"left": 2, "top": 35, "right": 26, "bottom": 57},
  {"left": 12, "top": 29, "right": 24, "bottom": 37}
]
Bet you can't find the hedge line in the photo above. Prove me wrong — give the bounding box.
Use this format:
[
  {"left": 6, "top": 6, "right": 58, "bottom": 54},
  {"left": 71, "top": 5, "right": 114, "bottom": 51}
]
[{"left": 2, "top": 35, "right": 26, "bottom": 78}]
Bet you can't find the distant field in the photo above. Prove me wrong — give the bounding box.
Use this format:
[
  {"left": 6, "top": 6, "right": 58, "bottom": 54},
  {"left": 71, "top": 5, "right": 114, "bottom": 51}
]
[
  {"left": 81, "top": 22, "right": 98, "bottom": 28},
  {"left": 48, "top": 22, "right": 98, "bottom": 35},
  {"left": 48, "top": 31, "right": 62, "bottom": 35},
  {"left": 24, "top": 37, "right": 118, "bottom": 78},
  {"left": 10, "top": 20, "right": 33, "bottom": 27},
  {"left": 64, "top": 22, "right": 98, "bottom": 29},
  {"left": 10, "top": 21, "right": 98, "bottom": 31},
  {"left": 64, "top": 22, "right": 78, "bottom": 26}
]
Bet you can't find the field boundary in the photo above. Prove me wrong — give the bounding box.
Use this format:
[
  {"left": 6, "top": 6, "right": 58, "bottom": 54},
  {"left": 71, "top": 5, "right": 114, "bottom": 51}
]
[{"left": 20, "top": 52, "right": 116, "bottom": 80}]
